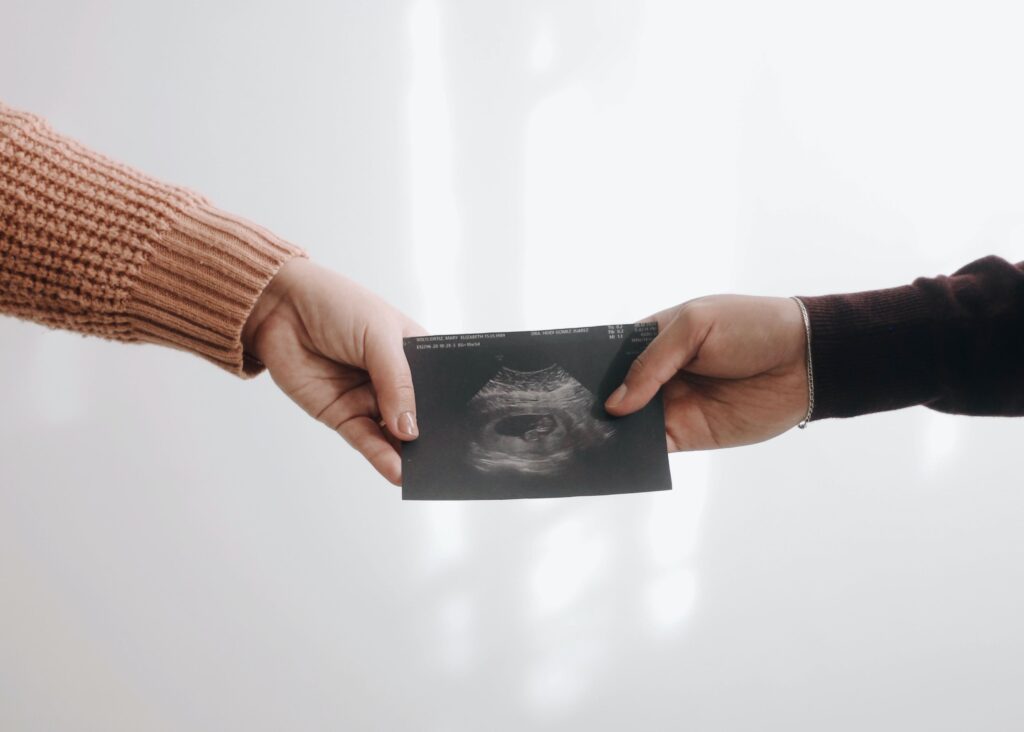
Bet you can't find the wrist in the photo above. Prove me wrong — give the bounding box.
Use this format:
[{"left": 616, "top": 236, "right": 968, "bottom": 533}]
[{"left": 242, "top": 257, "right": 307, "bottom": 362}]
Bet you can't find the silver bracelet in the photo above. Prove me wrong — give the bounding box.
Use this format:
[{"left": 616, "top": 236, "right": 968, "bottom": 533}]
[{"left": 791, "top": 296, "right": 815, "bottom": 428}]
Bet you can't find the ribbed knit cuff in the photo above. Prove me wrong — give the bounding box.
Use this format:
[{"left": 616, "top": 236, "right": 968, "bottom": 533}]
[
  {"left": 799, "top": 285, "right": 941, "bottom": 420},
  {"left": 128, "top": 201, "right": 305, "bottom": 377}
]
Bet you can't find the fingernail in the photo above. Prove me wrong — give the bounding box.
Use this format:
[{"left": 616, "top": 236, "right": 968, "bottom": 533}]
[
  {"left": 399, "top": 411, "right": 418, "bottom": 437},
  {"left": 606, "top": 384, "right": 627, "bottom": 409}
]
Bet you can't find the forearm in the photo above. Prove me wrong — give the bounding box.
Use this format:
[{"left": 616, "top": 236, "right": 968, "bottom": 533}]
[
  {"left": 0, "top": 102, "right": 304, "bottom": 376},
  {"left": 800, "top": 255, "right": 1024, "bottom": 419}
]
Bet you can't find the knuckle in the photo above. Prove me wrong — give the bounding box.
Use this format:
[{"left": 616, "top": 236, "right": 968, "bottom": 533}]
[
  {"left": 630, "top": 351, "right": 650, "bottom": 376},
  {"left": 678, "top": 303, "right": 705, "bottom": 329},
  {"left": 393, "top": 382, "right": 416, "bottom": 400}
]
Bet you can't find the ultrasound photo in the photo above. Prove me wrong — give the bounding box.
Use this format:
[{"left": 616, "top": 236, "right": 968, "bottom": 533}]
[{"left": 402, "top": 324, "right": 672, "bottom": 500}]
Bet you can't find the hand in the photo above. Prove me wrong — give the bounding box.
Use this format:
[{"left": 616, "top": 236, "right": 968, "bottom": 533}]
[
  {"left": 242, "top": 258, "right": 427, "bottom": 484},
  {"left": 604, "top": 296, "right": 809, "bottom": 451}
]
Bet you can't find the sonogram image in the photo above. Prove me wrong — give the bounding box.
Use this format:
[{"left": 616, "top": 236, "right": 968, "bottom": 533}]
[
  {"left": 402, "top": 324, "right": 671, "bottom": 500},
  {"left": 465, "top": 364, "right": 615, "bottom": 476}
]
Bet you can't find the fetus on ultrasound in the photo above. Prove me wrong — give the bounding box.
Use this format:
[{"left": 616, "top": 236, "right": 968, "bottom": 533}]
[{"left": 466, "top": 364, "right": 615, "bottom": 476}]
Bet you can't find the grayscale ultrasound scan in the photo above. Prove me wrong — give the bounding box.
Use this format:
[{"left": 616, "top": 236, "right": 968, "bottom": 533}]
[{"left": 402, "top": 324, "right": 672, "bottom": 500}]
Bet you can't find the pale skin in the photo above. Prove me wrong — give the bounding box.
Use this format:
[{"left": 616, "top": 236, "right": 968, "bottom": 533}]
[
  {"left": 242, "top": 258, "right": 426, "bottom": 486},
  {"left": 604, "top": 296, "right": 811, "bottom": 451},
  {"left": 243, "top": 263, "right": 810, "bottom": 484}
]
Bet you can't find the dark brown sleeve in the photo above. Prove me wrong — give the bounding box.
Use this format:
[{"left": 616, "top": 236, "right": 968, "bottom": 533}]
[{"left": 798, "top": 255, "right": 1024, "bottom": 419}]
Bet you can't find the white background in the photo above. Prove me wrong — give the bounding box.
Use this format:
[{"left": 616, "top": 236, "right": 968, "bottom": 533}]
[{"left": 3, "top": 1, "right": 1024, "bottom": 729}]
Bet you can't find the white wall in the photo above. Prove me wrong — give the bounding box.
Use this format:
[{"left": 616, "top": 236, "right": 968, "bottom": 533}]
[{"left": 2, "top": 1, "right": 1023, "bottom": 729}]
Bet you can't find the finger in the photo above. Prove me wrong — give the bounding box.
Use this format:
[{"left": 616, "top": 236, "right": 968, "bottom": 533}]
[
  {"left": 314, "top": 381, "right": 380, "bottom": 431},
  {"left": 337, "top": 415, "right": 403, "bottom": 485},
  {"left": 364, "top": 328, "right": 419, "bottom": 442},
  {"left": 660, "top": 376, "right": 718, "bottom": 452},
  {"left": 605, "top": 309, "right": 710, "bottom": 416},
  {"left": 379, "top": 419, "right": 403, "bottom": 454}
]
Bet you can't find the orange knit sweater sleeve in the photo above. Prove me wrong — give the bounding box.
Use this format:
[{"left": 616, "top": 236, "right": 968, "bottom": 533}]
[{"left": 0, "top": 101, "right": 305, "bottom": 376}]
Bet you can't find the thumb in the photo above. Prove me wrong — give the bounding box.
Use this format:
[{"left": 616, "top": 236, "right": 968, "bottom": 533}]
[
  {"left": 364, "top": 330, "right": 419, "bottom": 441},
  {"left": 604, "top": 311, "right": 707, "bottom": 416}
]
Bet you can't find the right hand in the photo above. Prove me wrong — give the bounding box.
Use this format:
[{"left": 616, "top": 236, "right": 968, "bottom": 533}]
[
  {"left": 243, "top": 259, "right": 427, "bottom": 485},
  {"left": 604, "top": 295, "right": 810, "bottom": 451}
]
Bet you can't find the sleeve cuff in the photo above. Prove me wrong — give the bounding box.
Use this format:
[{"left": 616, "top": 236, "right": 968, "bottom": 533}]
[
  {"left": 799, "top": 285, "right": 941, "bottom": 420},
  {"left": 127, "top": 200, "right": 306, "bottom": 377}
]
